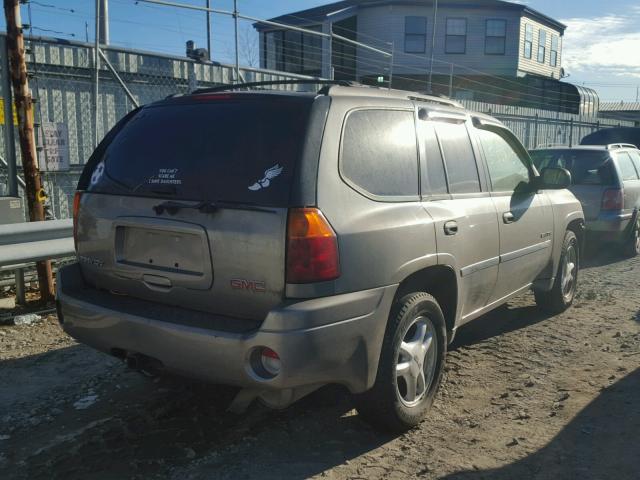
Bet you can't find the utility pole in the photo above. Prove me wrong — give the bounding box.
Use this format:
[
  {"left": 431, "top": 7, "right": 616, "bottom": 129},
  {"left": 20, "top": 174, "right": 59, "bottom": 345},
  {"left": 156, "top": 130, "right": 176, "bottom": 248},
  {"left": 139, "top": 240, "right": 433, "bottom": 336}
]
[{"left": 3, "top": 0, "right": 54, "bottom": 303}]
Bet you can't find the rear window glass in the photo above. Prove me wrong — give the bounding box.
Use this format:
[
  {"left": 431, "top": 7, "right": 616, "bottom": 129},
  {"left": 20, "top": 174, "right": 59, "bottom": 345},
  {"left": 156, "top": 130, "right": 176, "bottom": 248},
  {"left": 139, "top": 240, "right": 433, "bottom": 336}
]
[
  {"left": 530, "top": 149, "right": 615, "bottom": 185},
  {"left": 88, "top": 96, "right": 314, "bottom": 206}
]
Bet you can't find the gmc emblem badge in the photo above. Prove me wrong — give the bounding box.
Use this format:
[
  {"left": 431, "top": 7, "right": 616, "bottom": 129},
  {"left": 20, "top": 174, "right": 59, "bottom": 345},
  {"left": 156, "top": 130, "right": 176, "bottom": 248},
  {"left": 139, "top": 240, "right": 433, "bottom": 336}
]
[{"left": 230, "top": 278, "right": 266, "bottom": 293}]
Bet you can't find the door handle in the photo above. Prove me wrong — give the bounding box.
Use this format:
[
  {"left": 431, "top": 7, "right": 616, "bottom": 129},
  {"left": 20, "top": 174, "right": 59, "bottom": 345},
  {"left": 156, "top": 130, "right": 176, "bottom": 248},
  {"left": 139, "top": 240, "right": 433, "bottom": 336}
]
[
  {"left": 444, "top": 221, "right": 458, "bottom": 236},
  {"left": 503, "top": 212, "right": 515, "bottom": 224}
]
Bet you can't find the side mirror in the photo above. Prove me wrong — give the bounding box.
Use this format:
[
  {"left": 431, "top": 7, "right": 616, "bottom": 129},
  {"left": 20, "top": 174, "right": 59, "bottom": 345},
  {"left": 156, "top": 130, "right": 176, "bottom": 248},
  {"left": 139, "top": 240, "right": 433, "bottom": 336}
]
[{"left": 538, "top": 167, "right": 571, "bottom": 190}]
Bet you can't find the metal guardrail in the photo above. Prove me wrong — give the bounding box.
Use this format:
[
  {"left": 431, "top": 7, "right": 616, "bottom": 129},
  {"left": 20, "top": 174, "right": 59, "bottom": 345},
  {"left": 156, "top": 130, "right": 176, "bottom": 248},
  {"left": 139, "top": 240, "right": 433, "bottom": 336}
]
[{"left": 0, "top": 219, "right": 74, "bottom": 267}]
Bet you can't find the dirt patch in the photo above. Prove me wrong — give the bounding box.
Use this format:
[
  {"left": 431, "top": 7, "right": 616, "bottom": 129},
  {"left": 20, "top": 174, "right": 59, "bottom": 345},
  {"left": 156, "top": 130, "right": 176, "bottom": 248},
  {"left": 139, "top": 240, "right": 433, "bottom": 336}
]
[{"left": 0, "top": 252, "right": 639, "bottom": 479}]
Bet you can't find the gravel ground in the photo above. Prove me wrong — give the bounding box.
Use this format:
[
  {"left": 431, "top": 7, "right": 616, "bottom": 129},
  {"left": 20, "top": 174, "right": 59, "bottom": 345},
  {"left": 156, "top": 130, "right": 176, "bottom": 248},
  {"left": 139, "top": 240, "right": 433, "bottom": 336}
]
[{"left": 0, "top": 250, "right": 638, "bottom": 480}]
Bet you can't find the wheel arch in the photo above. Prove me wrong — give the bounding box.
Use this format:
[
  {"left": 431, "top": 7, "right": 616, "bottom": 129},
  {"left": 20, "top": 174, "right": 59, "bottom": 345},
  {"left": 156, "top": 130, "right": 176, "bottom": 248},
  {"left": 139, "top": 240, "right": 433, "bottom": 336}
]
[
  {"left": 566, "top": 217, "right": 586, "bottom": 261},
  {"left": 393, "top": 265, "right": 459, "bottom": 342}
]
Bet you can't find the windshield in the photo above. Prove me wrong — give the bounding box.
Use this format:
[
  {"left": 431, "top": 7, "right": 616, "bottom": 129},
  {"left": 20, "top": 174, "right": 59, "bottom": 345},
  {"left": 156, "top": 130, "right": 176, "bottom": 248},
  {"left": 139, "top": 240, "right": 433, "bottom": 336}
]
[
  {"left": 530, "top": 149, "right": 615, "bottom": 185},
  {"left": 87, "top": 95, "right": 314, "bottom": 206}
]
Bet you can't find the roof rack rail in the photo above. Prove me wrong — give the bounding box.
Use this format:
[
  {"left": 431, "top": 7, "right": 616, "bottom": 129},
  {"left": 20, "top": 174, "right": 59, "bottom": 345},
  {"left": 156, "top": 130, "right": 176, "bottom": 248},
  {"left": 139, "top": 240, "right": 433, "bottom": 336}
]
[
  {"left": 607, "top": 143, "right": 637, "bottom": 149},
  {"left": 191, "top": 79, "right": 356, "bottom": 95}
]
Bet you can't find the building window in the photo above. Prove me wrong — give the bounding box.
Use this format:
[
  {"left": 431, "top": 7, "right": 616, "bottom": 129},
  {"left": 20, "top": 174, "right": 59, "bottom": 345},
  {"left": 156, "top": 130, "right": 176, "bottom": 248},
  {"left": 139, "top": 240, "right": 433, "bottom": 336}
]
[
  {"left": 264, "top": 31, "right": 283, "bottom": 70},
  {"left": 263, "top": 26, "right": 322, "bottom": 75},
  {"left": 537, "top": 29, "right": 546, "bottom": 63},
  {"left": 485, "top": 19, "right": 506, "bottom": 55},
  {"left": 550, "top": 34, "right": 559, "bottom": 67},
  {"left": 445, "top": 18, "right": 467, "bottom": 54},
  {"left": 405, "top": 16, "right": 427, "bottom": 53},
  {"left": 524, "top": 23, "right": 533, "bottom": 59}
]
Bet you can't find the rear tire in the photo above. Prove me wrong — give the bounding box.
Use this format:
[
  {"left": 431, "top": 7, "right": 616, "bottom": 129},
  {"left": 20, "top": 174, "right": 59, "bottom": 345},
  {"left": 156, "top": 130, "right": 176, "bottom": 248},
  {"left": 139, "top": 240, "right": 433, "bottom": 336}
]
[
  {"left": 623, "top": 217, "right": 640, "bottom": 258},
  {"left": 354, "top": 292, "right": 446, "bottom": 432},
  {"left": 534, "top": 230, "right": 579, "bottom": 314}
]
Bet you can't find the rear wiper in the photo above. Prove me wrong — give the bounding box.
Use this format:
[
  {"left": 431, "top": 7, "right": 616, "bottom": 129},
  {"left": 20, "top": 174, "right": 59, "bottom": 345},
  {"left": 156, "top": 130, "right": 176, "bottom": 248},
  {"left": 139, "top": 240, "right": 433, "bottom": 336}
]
[{"left": 153, "top": 200, "right": 218, "bottom": 215}]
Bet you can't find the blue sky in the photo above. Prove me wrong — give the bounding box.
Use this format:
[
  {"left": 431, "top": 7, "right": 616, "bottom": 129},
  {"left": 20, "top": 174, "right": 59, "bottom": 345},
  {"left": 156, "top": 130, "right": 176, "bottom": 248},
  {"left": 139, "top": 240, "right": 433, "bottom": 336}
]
[{"left": 22, "top": 0, "right": 640, "bottom": 101}]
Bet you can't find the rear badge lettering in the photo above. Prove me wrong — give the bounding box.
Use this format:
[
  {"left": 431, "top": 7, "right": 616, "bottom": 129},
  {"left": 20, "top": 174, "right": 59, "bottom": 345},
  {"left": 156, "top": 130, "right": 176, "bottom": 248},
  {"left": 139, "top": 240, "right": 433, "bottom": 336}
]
[
  {"left": 230, "top": 278, "right": 266, "bottom": 293},
  {"left": 78, "top": 255, "right": 104, "bottom": 268},
  {"left": 248, "top": 164, "right": 283, "bottom": 191}
]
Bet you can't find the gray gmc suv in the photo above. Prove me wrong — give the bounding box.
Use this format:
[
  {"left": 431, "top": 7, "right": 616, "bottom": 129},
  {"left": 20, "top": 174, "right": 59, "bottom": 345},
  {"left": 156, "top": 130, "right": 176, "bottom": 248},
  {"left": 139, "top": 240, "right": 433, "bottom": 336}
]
[{"left": 57, "top": 83, "right": 584, "bottom": 431}]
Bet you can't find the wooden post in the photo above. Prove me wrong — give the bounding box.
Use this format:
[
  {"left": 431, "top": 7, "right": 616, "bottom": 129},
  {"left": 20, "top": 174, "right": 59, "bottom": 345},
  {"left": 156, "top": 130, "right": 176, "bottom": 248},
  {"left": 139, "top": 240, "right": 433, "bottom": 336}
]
[{"left": 3, "top": 0, "right": 54, "bottom": 303}]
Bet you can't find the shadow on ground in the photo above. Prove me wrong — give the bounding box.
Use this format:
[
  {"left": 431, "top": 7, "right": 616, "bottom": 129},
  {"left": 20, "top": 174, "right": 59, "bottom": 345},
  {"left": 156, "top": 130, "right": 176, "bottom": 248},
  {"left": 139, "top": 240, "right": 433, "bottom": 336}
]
[
  {"left": 452, "top": 302, "right": 548, "bottom": 349},
  {"left": 443, "top": 367, "right": 640, "bottom": 480}
]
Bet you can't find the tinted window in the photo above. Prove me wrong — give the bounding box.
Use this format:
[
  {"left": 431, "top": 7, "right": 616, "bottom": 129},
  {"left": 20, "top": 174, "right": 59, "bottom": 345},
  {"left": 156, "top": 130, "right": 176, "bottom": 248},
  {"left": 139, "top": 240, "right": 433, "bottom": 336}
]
[
  {"left": 89, "top": 96, "right": 313, "bottom": 206},
  {"left": 342, "top": 110, "right": 419, "bottom": 198},
  {"left": 617, "top": 152, "right": 640, "bottom": 181},
  {"left": 477, "top": 128, "right": 530, "bottom": 191},
  {"left": 419, "top": 123, "right": 448, "bottom": 195},
  {"left": 434, "top": 122, "right": 481, "bottom": 194},
  {"left": 530, "top": 150, "right": 615, "bottom": 185}
]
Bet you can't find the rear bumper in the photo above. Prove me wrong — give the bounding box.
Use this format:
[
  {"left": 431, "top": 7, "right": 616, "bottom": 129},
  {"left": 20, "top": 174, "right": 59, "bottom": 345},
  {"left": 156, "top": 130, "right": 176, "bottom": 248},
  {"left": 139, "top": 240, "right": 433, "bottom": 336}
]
[{"left": 57, "top": 263, "right": 396, "bottom": 395}]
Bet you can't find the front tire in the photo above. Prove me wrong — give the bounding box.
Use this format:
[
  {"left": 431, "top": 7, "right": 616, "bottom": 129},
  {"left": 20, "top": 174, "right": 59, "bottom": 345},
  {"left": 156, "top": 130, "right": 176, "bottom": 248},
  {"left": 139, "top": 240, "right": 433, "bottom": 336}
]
[
  {"left": 534, "top": 230, "right": 579, "bottom": 314},
  {"left": 355, "top": 292, "right": 446, "bottom": 432}
]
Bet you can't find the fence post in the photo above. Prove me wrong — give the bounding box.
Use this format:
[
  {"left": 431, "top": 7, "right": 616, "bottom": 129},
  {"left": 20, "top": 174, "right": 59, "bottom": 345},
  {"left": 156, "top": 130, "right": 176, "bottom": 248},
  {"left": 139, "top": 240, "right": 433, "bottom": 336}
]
[
  {"left": 233, "top": 0, "right": 240, "bottom": 83},
  {"left": 534, "top": 113, "right": 539, "bottom": 148},
  {"left": 93, "top": 0, "right": 100, "bottom": 148},
  {"left": 388, "top": 42, "right": 394, "bottom": 90},
  {"left": 0, "top": 34, "right": 18, "bottom": 197},
  {"left": 568, "top": 118, "right": 574, "bottom": 147}
]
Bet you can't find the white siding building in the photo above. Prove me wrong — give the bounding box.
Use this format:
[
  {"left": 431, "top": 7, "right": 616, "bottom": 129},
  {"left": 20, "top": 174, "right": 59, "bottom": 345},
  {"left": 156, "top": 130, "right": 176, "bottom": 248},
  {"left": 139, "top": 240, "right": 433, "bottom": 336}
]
[{"left": 254, "top": 0, "right": 596, "bottom": 112}]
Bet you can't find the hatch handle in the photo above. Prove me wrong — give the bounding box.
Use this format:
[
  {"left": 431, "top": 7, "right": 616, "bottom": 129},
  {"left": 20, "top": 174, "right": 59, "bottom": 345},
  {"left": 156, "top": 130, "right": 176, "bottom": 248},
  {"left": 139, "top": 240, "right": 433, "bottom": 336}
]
[{"left": 153, "top": 200, "right": 218, "bottom": 215}]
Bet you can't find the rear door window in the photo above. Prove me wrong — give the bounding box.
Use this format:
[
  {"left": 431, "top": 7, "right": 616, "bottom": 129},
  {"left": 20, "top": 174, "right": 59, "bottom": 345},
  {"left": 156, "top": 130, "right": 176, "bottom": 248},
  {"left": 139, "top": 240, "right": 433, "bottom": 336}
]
[
  {"left": 418, "top": 122, "right": 448, "bottom": 196},
  {"left": 434, "top": 122, "right": 481, "bottom": 194},
  {"left": 530, "top": 150, "right": 615, "bottom": 185},
  {"left": 88, "top": 95, "right": 314, "bottom": 206},
  {"left": 341, "top": 109, "right": 419, "bottom": 199},
  {"left": 616, "top": 152, "right": 640, "bottom": 181}
]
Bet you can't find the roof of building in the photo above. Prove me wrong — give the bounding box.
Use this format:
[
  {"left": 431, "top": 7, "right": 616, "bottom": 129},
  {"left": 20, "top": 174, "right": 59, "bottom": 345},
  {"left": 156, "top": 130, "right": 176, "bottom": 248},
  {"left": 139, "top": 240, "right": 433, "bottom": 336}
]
[
  {"left": 600, "top": 101, "right": 640, "bottom": 113},
  {"left": 254, "top": 0, "right": 566, "bottom": 32}
]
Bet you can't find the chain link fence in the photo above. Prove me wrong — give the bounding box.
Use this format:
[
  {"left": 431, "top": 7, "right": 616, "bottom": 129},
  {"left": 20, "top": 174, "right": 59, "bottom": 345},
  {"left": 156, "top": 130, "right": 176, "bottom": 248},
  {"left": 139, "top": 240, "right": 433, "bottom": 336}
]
[
  {"left": 6, "top": 34, "right": 324, "bottom": 221},
  {"left": 0, "top": 33, "right": 636, "bottom": 223}
]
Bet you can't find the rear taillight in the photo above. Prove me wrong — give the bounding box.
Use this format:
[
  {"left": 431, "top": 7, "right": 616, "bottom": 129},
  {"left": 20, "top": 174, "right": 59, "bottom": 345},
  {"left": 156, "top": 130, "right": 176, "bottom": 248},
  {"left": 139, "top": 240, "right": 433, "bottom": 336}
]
[
  {"left": 72, "top": 191, "right": 82, "bottom": 251},
  {"left": 286, "top": 208, "right": 340, "bottom": 284},
  {"left": 601, "top": 188, "right": 623, "bottom": 211}
]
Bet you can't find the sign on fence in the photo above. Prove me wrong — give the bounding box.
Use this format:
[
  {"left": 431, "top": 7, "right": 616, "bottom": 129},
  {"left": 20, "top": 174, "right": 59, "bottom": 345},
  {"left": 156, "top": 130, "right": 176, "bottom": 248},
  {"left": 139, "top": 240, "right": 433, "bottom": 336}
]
[
  {"left": 0, "top": 97, "right": 18, "bottom": 125},
  {"left": 39, "top": 122, "right": 70, "bottom": 172}
]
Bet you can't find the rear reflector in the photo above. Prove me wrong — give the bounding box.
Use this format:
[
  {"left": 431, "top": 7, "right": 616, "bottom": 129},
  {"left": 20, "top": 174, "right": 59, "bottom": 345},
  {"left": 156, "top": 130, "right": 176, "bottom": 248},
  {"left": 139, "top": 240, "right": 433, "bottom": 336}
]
[
  {"left": 286, "top": 208, "right": 340, "bottom": 284},
  {"left": 72, "top": 191, "right": 82, "bottom": 251},
  {"left": 260, "top": 347, "right": 282, "bottom": 376},
  {"left": 601, "top": 188, "right": 623, "bottom": 211}
]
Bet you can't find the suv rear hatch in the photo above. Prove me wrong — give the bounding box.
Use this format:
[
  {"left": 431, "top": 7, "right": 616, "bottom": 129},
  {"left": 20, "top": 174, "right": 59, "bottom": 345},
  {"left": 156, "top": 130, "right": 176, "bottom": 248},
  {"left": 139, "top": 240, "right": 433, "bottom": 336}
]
[
  {"left": 76, "top": 93, "right": 317, "bottom": 321},
  {"left": 531, "top": 149, "right": 617, "bottom": 220}
]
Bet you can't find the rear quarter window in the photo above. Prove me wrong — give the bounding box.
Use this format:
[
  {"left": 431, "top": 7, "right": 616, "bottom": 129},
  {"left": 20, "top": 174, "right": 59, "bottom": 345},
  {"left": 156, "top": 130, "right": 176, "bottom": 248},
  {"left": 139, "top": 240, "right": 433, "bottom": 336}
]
[
  {"left": 340, "top": 109, "right": 419, "bottom": 199},
  {"left": 616, "top": 152, "right": 640, "bottom": 181},
  {"left": 87, "top": 96, "right": 314, "bottom": 206},
  {"left": 530, "top": 150, "right": 615, "bottom": 185}
]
